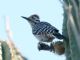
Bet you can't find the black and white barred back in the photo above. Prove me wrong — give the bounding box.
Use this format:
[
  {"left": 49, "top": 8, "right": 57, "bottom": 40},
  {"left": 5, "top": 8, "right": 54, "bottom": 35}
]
[{"left": 32, "top": 22, "right": 64, "bottom": 42}]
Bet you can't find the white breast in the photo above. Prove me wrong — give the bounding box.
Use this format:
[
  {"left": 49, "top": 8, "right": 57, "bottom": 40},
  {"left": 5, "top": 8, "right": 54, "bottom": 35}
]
[{"left": 34, "top": 34, "right": 55, "bottom": 42}]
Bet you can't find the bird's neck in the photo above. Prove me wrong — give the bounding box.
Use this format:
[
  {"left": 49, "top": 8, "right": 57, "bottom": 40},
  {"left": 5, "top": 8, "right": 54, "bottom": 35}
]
[
  {"left": 29, "top": 21, "right": 40, "bottom": 29},
  {"left": 29, "top": 22, "right": 37, "bottom": 29}
]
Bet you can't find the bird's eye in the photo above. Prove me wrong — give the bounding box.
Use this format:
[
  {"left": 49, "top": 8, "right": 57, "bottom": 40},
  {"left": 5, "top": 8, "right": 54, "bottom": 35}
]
[
  {"left": 32, "top": 16, "right": 34, "bottom": 19},
  {"left": 36, "top": 20, "right": 39, "bottom": 22}
]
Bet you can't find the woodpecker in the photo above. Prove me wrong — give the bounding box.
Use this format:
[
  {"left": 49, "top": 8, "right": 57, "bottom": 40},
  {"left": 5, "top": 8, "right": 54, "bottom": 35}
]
[
  {"left": 38, "top": 42, "right": 54, "bottom": 52},
  {"left": 21, "top": 14, "right": 65, "bottom": 42},
  {"left": 38, "top": 41, "right": 65, "bottom": 55}
]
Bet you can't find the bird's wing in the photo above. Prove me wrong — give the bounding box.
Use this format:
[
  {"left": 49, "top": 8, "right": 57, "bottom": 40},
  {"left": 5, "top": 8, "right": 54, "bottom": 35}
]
[{"left": 33, "top": 22, "right": 59, "bottom": 35}]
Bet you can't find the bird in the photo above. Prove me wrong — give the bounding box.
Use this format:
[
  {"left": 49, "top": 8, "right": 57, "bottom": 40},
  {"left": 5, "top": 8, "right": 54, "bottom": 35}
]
[
  {"left": 21, "top": 14, "right": 65, "bottom": 43},
  {"left": 38, "top": 42, "right": 53, "bottom": 51},
  {"left": 38, "top": 41, "right": 65, "bottom": 55}
]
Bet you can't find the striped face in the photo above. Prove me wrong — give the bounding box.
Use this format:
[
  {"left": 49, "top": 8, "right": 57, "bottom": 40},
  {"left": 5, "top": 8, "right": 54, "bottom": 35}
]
[
  {"left": 28, "top": 14, "right": 40, "bottom": 23},
  {"left": 21, "top": 14, "right": 40, "bottom": 26}
]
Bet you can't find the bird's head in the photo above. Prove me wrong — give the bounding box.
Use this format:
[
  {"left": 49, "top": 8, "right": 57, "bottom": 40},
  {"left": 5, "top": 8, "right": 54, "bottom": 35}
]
[{"left": 21, "top": 14, "right": 40, "bottom": 26}]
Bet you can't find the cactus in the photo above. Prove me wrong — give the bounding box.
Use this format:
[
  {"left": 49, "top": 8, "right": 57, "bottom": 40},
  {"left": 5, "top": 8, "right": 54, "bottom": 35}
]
[
  {"left": 0, "top": 40, "right": 27, "bottom": 60},
  {"left": 1, "top": 41, "right": 11, "bottom": 60},
  {"left": 62, "top": 0, "right": 80, "bottom": 60}
]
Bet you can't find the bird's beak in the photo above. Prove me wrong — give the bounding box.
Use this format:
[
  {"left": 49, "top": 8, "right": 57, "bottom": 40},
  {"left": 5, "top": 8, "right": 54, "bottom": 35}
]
[{"left": 21, "top": 16, "right": 31, "bottom": 21}]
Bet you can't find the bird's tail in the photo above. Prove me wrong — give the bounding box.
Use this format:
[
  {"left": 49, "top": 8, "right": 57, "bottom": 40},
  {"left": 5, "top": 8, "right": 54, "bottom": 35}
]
[{"left": 53, "top": 33, "right": 65, "bottom": 39}]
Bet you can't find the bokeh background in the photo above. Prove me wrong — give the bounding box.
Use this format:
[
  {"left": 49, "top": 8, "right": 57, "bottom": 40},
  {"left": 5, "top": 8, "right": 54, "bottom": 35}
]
[{"left": 0, "top": 0, "right": 65, "bottom": 60}]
